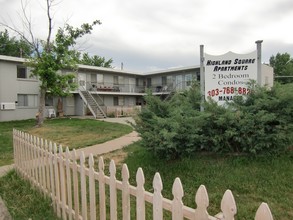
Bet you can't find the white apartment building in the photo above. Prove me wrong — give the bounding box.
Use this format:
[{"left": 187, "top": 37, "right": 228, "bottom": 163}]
[{"left": 0, "top": 55, "right": 273, "bottom": 121}]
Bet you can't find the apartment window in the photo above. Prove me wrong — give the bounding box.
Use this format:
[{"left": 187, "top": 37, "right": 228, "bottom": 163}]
[
  {"left": 97, "top": 74, "right": 104, "bottom": 83},
  {"left": 162, "top": 76, "right": 167, "bottom": 86},
  {"left": 114, "top": 97, "right": 118, "bottom": 106},
  {"left": 114, "top": 76, "right": 118, "bottom": 85},
  {"left": 17, "top": 94, "right": 38, "bottom": 107},
  {"left": 113, "top": 96, "right": 124, "bottom": 106},
  {"left": 118, "top": 96, "right": 124, "bottom": 106},
  {"left": 146, "top": 78, "right": 152, "bottom": 88},
  {"left": 185, "top": 74, "right": 192, "bottom": 86},
  {"left": 91, "top": 74, "right": 97, "bottom": 83},
  {"left": 114, "top": 76, "right": 124, "bottom": 85},
  {"left": 196, "top": 72, "right": 200, "bottom": 81},
  {"left": 45, "top": 96, "right": 54, "bottom": 106},
  {"left": 17, "top": 66, "right": 27, "bottom": 78},
  {"left": 175, "top": 75, "right": 183, "bottom": 90},
  {"left": 167, "top": 76, "right": 173, "bottom": 85},
  {"left": 119, "top": 76, "right": 124, "bottom": 85}
]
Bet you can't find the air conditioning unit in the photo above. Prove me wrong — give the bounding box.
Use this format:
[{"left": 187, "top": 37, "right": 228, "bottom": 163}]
[{"left": 0, "top": 102, "right": 16, "bottom": 110}]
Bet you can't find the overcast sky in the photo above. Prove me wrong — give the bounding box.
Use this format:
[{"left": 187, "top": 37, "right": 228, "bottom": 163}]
[{"left": 1, "top": 0, "right": 293, "bottom": 72}]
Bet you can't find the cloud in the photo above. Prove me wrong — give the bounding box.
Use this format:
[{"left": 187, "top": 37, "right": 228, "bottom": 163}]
[{"left": 1, "top": 0, "right": 292, "bottom": 71}]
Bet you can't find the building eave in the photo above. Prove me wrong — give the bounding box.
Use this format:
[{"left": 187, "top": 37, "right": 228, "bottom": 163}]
[
  {"left": 77, "top": 64, "right": 144, "bottom": 76},
  {"left": 142, "top": 65, "right": 200, "bottom": 76},
  {"left": 0, "top": 55, "right": 26, "bottom": 63}
]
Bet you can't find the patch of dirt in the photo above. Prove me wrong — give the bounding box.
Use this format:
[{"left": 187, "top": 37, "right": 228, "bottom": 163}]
[{"left": 100, "top": 149, "right": 128, "bottom": 166}]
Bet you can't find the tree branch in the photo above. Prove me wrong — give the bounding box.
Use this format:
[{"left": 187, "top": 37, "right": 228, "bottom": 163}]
[
  {"left": 19, "top": 0, "right": 41, "bottom": 57},
  {"left": 46, "top": 0, "right": 53, "bottom": 52}
]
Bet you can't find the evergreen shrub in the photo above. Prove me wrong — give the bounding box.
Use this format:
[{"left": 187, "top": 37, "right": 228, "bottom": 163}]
[{"left": 135, "top": 83, "right": 293, "bottom": 159}]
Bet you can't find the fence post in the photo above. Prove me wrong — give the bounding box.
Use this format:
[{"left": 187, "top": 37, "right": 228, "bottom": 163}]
[
  {"left": 72, "top": 149, "right": 80, "bottom": 220},
  {"left": 194, "top": 185, "right": 209, "bottom": 220},
  {"left": 172, "top": 178, "right": 184, "bottom": 220},
  {"left": 53, "top": 143, "right": 61, "bottom": 218},
  {"left": 89, "top": 154, "right": 97, "bottom": 220},
  {"left": 153, "top": 172, "right": 163, "bottom": 220},
  {"left": 221, "top": 190, "right": 237, "bottom": 220},
  {"left": 136, "top": 167, "right": 145, "bottom": 220},
  {"left": 48, "top": 142, "right": 56, "bottom": 213},
  {"left": 24, "top": 133, "right": 29, "bottom": 178},
  {"left": 36, "top": 137, "right": 41, "bottom": 187},
  {"left": 41, "top": 138, "right": 46, "bottom": 193},
  {"left": 98, "top": 157, "right": 106, "bottom": 220},
  {"left": 59, "top": 145, "right": 67, "bottom": 220},
  {"left": 29, "top": 135, "right": 35, "bottom": 180},
  {"left": 42, "top": 139, "right": 48, "bottom": 193},
  {"left": 255, "top": 203, "right": 274, "bottom": 220},
  {"left": 33, "top": 136, "right": 38, "bottom": 185},
  {"left": 19, "top": 131, "right": 25, "bottom": 177},
  {"left": 65, "top": 147, "right": 73, "bottom": 220},
  {"left": 110, "top": 160, "right": 118, "bottom": 220},
  {"left": 45, "top": 139, "right": 51, "bottom": 193},
  {"left": 122, "top": 164, "right": 130, "bottom": 220},
  {"left": 12, "top": 129, "right": 16, "bottom": 169},
  {"left": 80, "top": 151, "right": 88, "bottom": 220}
]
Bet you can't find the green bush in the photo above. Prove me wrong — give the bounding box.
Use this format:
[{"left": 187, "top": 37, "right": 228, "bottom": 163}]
[{"left": 135, "top": 82, "right": 293, "bottom": 159}]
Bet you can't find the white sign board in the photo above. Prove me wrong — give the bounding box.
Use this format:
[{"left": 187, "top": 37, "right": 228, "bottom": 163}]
[{"left": 204, "top": 51, "right": 257, "bottom": 104}]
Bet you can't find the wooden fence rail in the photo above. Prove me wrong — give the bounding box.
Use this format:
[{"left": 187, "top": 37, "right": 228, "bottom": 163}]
[{"left": 13, "top": 129, "right": 274, "bottom": 220}]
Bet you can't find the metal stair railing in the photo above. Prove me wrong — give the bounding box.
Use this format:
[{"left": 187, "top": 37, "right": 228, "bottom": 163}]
[
  {"left": 162, "top": 81, "right": 187, "bottom": 101},
  {"left": 78, "top": 86, "right": 106, "bottom": 118},
  {"left": 86, "top": 82, "right": 105, "bottom": 106}
]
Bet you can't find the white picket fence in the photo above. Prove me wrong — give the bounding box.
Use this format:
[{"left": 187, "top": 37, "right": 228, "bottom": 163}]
[{"left": 13, "top": 129, "right": 274, "bottom": 220}]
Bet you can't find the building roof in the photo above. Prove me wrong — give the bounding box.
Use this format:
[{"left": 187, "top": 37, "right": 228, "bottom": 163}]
[
  {"left": 143, "top": 65, "right": 200, "bottom": 76},
  {"left": 78, "top": 64, "right": 144, "bottom": 76},
  {"left": 0, "top": 55, "right": 26, "bottom": 63},
  {"left": 0, "top": 54, "right": 200, "bottom": 76}
]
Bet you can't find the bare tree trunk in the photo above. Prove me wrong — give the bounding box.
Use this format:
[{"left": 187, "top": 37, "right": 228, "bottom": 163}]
[
  {"left": 37, "top": 88, "right": 46, "bottom": 127},
  {"left": 46, "top": 0, "right": 53, "bottom": 51}
]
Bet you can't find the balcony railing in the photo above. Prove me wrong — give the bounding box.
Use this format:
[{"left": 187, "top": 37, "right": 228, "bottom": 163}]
[{"left": 83, "top": 81, "right": 192, "bottom": 94}]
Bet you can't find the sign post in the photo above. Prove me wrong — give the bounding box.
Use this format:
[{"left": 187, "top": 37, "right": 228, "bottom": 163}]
[
  {"left": 255, "top": 40, "right": 263, "bottom": 85},
  {"left": 200, "top": 45, "right": 205, "bottom": 111}
]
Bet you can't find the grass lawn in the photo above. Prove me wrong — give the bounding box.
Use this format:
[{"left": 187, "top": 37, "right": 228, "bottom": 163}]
[
  {"left": 0, "top": 170, "right": 60, "bottom": 220},
  {"left": 119, "top": 142, "right": 293, "bottom": 220},
  {"left": 0, "top": 119, "right": 292, "bottom": 219},
  {"left": 0, "top": 118, "right": 133, "bottom": 166}
]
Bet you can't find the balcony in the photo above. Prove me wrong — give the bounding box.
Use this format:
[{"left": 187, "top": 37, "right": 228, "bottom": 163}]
[{"left": 84, "top": 82, "right": 177, "bottom": 95}]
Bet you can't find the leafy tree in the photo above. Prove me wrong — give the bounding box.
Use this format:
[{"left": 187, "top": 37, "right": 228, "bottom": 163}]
[
  {"left": 1, "top": 0, "right": 101, "bottom": 126},
  {"left": 0, "top": 29, "right": 33, "bottom": 57},
  {"left": 270, "top": 52, "right": 293, "bottom": 83},
  {"left": 29, "top": 21, "right": 101, "bottom": 126},
  {"left": 78, "top": 52, "right": 113, "bottom": 68}
]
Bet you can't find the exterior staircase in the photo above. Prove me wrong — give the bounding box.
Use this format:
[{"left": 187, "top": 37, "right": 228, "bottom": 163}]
[
  {"left": 79, "top": 90, "right": 106, "bottom": 119},
  {"left": 162, "top": 81, "right": 185, "bottom": 101}
]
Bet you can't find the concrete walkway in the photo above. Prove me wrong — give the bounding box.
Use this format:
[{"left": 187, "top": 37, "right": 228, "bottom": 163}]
[
  {"left": 75, "top": 130, "right": 141, "bottom": 157},
  {"left": 0, "top": 165, "right": 14, "bottom": 178},
  {"left": 0, "top": 117, "right": 140, "bottom": 220},
  {"left": 74, "top": 117, "right": 140, "bottom": 157}
]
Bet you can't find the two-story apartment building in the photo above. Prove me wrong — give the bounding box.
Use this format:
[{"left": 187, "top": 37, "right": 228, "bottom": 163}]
[
  {"left": 0, "top": 55, "right": 200, "bottom": 121},
  {"left": 0, "top": 55, "right": 39, "bottom": 121},
  {"left": 0, "top": 54, "right": 273, "bottom": 121}
]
